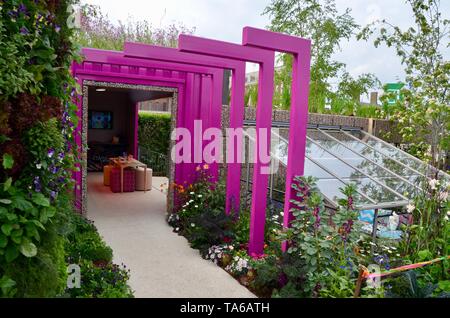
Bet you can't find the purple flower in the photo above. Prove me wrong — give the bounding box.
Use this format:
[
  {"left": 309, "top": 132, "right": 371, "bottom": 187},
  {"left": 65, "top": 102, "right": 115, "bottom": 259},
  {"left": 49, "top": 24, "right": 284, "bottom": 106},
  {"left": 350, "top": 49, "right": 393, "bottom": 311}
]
[
  {"left": 50, "top": 191, "right": 57, "bottom": 200},
  {"left": 49, "top": 165, "right": 59, "bottom": 174},
  {"left": 58, "top": 152, "right": 64, "bottom": 161},
  {"left": 47, "top": 148, "right": 55, "bottom": 158},
  {"left": 278, "top": 273, "right": 288, "bottom": 288},
  {"left": 33, "top": 176, "right": 41, "bottom": 192},
  {"left": 20, "top": 27, "right": 29, "bottom": 35},
  {"left": 54, "top": 24, "right": 61, "bottom": 33},
  {"left": 18, "top": 4, "right": 28, "bottom": 15},
  {"left": 7, "top": 10, "right": 18, "bottom": 19}
]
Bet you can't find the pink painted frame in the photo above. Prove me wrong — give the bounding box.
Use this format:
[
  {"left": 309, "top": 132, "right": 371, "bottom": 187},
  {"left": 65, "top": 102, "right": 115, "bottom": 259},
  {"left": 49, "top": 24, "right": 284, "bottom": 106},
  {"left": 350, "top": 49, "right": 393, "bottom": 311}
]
[
  {"left": 71, "top": 47, "right": 224, "bottom": 212},
  {"left": 178, "top": 34, "right": 276, "bottom": 256},
  {"left": 242, "top": 27, "right": 312, "bottom": 251},
  {"left": 123, "top": 42, "right": 246, "bottom": 212},
  {"left": 71, "top": 27, "right": 311, "bottom": 257}
]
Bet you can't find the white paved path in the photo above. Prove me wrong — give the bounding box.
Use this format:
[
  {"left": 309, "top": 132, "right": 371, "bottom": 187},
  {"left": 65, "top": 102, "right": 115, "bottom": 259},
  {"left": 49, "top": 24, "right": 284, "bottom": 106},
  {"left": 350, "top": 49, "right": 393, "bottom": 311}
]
[{"left": 86, "top": 173, "right": 255, "bottom": 298}]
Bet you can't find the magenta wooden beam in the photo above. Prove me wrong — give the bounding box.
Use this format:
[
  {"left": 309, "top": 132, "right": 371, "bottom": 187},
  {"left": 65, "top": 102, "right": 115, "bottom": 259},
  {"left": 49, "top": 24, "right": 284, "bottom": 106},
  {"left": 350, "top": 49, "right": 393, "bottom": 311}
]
[
  {"left": 72, "top": 48, "right": 219, "bottom": 212},
  {"left": 178, "top": 34, "right": 275, "bottom": 256},
  {"left": 81, "top": 48, "right": 217, "bottom": 76},
  {"left": 242, "top": 27, "right": 311, "bottom": 251}
]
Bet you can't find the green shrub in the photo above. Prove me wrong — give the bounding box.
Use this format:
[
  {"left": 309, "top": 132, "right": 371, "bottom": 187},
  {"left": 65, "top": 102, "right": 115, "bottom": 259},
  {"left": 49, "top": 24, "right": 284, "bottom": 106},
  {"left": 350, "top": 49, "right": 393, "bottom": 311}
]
[
  {"left": 61, "top": 211, "right": 133, "bottom": 298},
  {"left": 138, "top": 112, "right": 171, "bottom": 155},
  {"left": 67, "top": 231, "right": 113, "bottom": 263},
  {"left": 0, "top": 222, "right": 67, "bottom": 298},
  {"left": 169, "top": 167, "right": 236, "bottom": 255},
  {"left": 65, "top": 213, "right": 113, "bottom": 263},
  {"left": 232, "top": 210, "right": 250, "bottom": 245},
  {"left": 64, "top": 259, "right": 133, "bottom": 298}
]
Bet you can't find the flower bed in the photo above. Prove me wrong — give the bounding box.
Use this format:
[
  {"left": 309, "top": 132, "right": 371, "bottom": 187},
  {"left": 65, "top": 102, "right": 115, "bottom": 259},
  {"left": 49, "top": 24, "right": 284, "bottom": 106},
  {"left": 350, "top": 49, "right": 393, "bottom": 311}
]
[{"left": 167, "top": 166, "right": 450, "bottom": 298}]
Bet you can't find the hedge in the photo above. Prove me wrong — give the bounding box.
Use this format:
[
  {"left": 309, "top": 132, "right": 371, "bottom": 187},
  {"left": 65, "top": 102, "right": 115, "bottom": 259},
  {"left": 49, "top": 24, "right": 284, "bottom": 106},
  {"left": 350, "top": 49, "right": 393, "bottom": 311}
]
[{"left": 138, "top": 112, "right": 172, "bottom": 176}]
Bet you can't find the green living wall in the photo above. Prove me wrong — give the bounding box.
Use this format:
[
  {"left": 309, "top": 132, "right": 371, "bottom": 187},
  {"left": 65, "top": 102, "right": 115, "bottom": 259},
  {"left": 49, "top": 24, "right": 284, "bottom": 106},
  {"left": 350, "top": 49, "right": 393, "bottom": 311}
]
[{"left": 0, "top": 1, "right": 132, "bottom": 297}]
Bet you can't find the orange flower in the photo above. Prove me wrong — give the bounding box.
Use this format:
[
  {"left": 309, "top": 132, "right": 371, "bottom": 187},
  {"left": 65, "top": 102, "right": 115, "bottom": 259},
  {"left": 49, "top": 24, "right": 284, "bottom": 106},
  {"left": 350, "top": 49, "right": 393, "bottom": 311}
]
[
  {"left": 196, "top": 166, "right": 201, "bottom": 171},
  {"left": 203, "top": 164, "right": 209, "bottom": 170}
]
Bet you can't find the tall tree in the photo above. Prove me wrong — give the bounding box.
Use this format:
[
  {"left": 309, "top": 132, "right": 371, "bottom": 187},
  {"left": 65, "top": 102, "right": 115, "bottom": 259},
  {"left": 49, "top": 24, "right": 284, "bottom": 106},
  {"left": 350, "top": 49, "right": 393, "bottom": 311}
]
[
  {"left": 358, "top": 0, "right": 449, "bottom": 169},
  {"left": 263, "top": 0, "right": 360, "bottom": 110}
]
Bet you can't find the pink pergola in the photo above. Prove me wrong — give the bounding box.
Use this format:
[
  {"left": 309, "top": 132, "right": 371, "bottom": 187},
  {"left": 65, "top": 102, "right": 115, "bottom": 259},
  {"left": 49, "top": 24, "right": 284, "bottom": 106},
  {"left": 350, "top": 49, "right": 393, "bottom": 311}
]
[{"left": 71, "top": 27, "right": 311, "bottom": 256}]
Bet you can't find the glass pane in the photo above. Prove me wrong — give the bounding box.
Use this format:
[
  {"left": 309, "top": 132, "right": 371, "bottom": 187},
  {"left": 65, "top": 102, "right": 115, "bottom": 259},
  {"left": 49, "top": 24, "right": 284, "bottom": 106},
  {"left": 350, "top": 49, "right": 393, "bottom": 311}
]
[
  {"left": 305, "top": 159, "right": 373, "bottom": 206},
  {"left": 347, "top": 130, "right": 430, "bottom": 172},
  {"left": 326, "top": 131, "right": 423, "bottom": 180}
]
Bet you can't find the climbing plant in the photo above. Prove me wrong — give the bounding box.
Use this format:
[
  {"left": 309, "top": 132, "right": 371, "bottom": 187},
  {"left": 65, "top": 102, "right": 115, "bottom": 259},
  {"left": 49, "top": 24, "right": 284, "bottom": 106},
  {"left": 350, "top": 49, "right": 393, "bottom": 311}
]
[{"left": 0, "top": 0, "right": 80, "bottom": 297}]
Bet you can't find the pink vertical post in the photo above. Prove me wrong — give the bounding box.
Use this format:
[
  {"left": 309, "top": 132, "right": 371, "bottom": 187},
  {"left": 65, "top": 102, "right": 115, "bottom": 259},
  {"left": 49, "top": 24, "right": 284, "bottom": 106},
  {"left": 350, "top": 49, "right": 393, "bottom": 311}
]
[
  {"left": 225, "top": 67, "right": 246, "bottom": 214},
  {"left": 178, "top": 34, "right": 275, "bottom": 256},
  {"left": 207, "top": 70, "right": 224, "bottom": 182},
  {"left": 242, "top": 27, "right": 311, "bottom": 251}
]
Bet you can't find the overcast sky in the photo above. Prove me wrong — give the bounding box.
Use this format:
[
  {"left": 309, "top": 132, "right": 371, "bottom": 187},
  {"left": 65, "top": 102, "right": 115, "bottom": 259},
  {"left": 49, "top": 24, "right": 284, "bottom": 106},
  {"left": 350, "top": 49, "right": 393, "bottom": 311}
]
[{"left": 81, "top": 0, "right": 450, "bottom": 85}]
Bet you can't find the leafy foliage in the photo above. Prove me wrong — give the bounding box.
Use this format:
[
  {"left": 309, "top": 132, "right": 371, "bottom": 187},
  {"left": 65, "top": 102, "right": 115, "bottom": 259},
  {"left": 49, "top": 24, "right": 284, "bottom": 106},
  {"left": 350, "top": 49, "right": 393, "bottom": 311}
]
[
  {"left": 276, "top": 176, "right": 363, "bottom": 297},
  {"left": 358, "top": 0, "right": 449, "bottom": 168},
  {"left": 62, "top": 212, "right": 133, "bottom": 298},
  {"left": 76, "top": 4, "right": 194, "bottom": 50},
  {"left": 170, "top": 167, "right": 235, "bottom": 255},
  {"left": 263, "top": 0, "right": 380, "bottom": 112}
]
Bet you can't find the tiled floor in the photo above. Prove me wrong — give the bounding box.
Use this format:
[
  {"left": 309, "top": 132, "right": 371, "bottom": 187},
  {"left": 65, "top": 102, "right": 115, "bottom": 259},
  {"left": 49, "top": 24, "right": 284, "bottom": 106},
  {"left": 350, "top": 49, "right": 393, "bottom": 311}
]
[{"left": 86, "top": 172, "right": 255, "bottom": 298}]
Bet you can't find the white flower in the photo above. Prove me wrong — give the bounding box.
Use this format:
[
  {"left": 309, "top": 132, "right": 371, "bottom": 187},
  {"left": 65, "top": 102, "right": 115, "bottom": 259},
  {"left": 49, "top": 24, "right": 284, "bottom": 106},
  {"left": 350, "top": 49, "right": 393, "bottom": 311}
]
[
  {"left": 198, "top": 194, "right": 203, "bottom": 198},
  {"left": 175, "top": 227, "right": 179, "bottom": 232},
  {"left": 406, "top": 204, "right": 415, "bottom": 213},
  {"left": 429, "top": 179, "right": 438, "bottom": 190},
  {"left": 228, "top": 246, "right": 234, "bottom": 250},
  {"left": 280, "top": 212, "right": 284, "bottom": 216},
  {"left": 194, "top": 205, "right": 198, "bottom": 208},
  {"left": 190, "top": 192, "right": 195, "bottom": 195},
  {"left": 191, "top": 223, "right": 195, "bottom": 227},
  {"left": 36, "top": 163, "right": 42, "bottom": 169}
]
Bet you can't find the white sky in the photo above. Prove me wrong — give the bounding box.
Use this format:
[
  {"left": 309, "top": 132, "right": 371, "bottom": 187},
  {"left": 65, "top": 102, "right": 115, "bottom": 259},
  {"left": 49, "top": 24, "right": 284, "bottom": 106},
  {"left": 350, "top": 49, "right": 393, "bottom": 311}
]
[{"left": 81, "top": 0, "right": 450, "bottom": 85}]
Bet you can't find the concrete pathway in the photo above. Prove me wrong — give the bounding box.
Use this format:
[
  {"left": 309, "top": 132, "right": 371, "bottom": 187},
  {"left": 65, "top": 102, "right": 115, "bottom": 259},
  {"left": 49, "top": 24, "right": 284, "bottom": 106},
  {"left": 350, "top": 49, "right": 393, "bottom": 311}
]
[{"left": 86, "top": 172, "right": 255, "bottom": 298}]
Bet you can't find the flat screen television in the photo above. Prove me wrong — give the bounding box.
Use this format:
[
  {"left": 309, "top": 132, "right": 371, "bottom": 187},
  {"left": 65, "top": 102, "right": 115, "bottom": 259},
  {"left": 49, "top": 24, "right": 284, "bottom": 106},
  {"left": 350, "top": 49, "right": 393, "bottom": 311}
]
[{"left": 88, "top": 110, "right": 113, "bottom": 129}]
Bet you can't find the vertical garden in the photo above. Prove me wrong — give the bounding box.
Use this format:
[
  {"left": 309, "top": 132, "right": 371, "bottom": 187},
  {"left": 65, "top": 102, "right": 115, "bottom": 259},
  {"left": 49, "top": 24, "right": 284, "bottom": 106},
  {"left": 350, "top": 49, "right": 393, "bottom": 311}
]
[{"left": 0, "top": 0, "right": 132, "bottom": 297}]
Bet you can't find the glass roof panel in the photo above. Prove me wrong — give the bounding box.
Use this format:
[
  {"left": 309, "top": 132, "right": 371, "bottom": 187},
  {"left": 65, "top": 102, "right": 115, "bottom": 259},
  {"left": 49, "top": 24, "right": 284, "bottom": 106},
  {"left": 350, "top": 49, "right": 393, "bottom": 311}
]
[
  {"left": 346, "top": 130, "right": 432, "bottom": 174},
  {"left": 325, "top": 130, "right": 424, "bottom": 180},
  {"left": 261, "top": 126, "right": 448, "bottom": 210}
]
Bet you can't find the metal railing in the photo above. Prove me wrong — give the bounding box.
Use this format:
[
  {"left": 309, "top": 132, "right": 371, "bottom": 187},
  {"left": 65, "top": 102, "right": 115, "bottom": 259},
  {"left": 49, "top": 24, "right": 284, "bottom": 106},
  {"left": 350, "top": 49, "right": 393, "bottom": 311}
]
[{"left": 138, "top": 146, "right": 168, "bottom": 176}]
